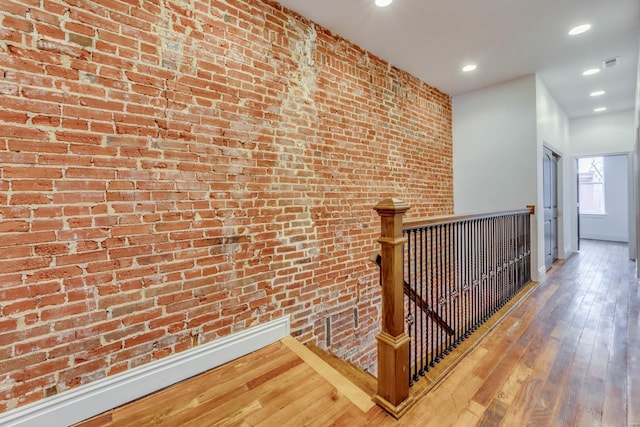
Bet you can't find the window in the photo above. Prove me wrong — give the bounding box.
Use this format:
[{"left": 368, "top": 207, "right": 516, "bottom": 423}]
[{"left": 578, "top": 156, "right": 605, "bottom": 214}]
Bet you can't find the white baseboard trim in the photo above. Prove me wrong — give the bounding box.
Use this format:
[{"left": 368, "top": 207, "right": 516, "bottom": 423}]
[
  {"left": 537, "top": 265, "right": 547, "bottom": 282},
  {"left": 580, "top": 234, "right": 628, "bottom": 243},
  {"left": 563, "top": 245, "right": 575, "bottom": 257},
  {"left": 0, "top": 316, "right": 290, "bottom": 427}
]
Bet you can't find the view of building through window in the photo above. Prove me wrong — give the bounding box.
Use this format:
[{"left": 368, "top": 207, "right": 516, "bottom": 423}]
[{"left": 578, "top": 156, "right": 605, "bottom": 214}]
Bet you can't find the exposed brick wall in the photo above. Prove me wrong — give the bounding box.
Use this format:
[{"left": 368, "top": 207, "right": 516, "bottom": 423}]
[{"left": 0, "top": 0, "right": 452, "bottom": 411}]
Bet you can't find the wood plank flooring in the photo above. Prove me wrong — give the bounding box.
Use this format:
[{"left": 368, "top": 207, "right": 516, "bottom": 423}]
[
  {"left": 76, "top": 337, "right": 390, "bottom": 426},
  {"left": 77, "top": 240, "right": 639, "bottom": 426}
]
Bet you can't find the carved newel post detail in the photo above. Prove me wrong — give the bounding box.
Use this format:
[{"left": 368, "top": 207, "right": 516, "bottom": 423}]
[{"left": 373, "top": 198, "right": 412, "bottom": 418}]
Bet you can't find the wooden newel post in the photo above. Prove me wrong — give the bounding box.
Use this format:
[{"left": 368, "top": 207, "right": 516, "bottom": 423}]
[{"left": 373, "top": 198, "right": 412, "bottom": 418}]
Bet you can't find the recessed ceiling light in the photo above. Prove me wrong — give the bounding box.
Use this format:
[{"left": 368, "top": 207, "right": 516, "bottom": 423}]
[
  {"left": 462, "top": 64, "right": 477, "bottom": 72},
  {"left": 590, "top": 90, "right": 606, "bottom": 97},
  {"left": 582, "top": 68, "right": 600, "bottom": 76},
  {"left": 375, "top": 0, "right": 393, "bottom": 6},
  {"left": 594, "top": 107, "right": 607, "bottom": 112},
  {"left": 569, "top": 24, "right": 591, "bottom": 36}
]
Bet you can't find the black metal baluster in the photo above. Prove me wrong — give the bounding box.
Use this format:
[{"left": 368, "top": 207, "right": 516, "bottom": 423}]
[
  {"left": 520, "top": 215, "right": 524, "bottom": 288},
  {"left": 413, "top": 229, "right": 418, "bottom": 385},
  {"left": 492, "top": 217, "right": 496, "bottom": 310},
  {"left": 479, "top": 218, "right": 484, "bottom": 323},
  {"left": 474, "top": 218, "right": 478, "bottom": 327},
  {"left": 523, "top": 214, "right": 527, "bottom": 284},
  {"left": 506, "top": 217, "right": 516, "bottom": 299},
  {"left": 469, "top": 218, "right": 474, "bottom": 333},
  {"left": 445, "top": 223, "right": 451, "bottom": 354},
  {"left": 436, "top": 224, "right": 439, "bottom": 360},
  {"left": 497, "top": 215, "right": 502, "bottom": 306},
  {"left": 508, "top": 216, "right": 519, "bottom": 295},
  {"left": 478, "top": 218, "right": 483, "bottom": 324},
  {"left": 480, "top": 218, "right": 484, "bottom": 325},
  {"left": 511, "top": 215, "right": 516, "bottom": 293},
  {"left": 486, "top": 218, "right": 491, "bottom": 319},
  {"left": 511, "top": 215, "right": 516, "bottom": 295},
  {"left": 464, "top": 219, "right": 471, "bottom": 337},
  {"left": 439, "top": 224, "right": 445, "bottom": 360},
  {"left": 511, "top": 215, "right": 516, "bottom": 296},
  {"left": 500, "top": 216, "right": 511, "bottom": 298},
  {"left": 453, "top": 222, "right": 459, "bottom": 347},
  {"left": 452, "top": 222, "right": 458, "bottom": 348},
  {"left": 496, "top": 217, "right": 509, "bottom": 306},
  {"left": 402, "top": 230, "right": 414, "bottom": 387},
  {"left": 500, "top": 216, "right": 504, "bottom": 304},
  {"left": 454, "top": 223, "right": 464, "bottom": 346},
  {"left": 496, "top": 217, "right": 500, "bottom": 310},
  {"left": 500, "top": 217, "right": 510, "bottom": 304},
  {"left": 483, "top": 218, "right": 491, "bottom": 322},
  {"left": 524, "top": 213, "right": 527, "bottom": 280},
  {"left": 429, "top": 225, "right": 435, "bottom": 368},
  {"left": 418, "top": 227, "right": 424, "bottom": 376},
  {"left": 471, "top": 219, "right": 476, "bottom": 330},
  {"left": 407, "top": 229, "right": 412, "bottom": 384},
  {"left": 453, "top": 221, "right": 459, "bottom": 346},
  {"left": 461, "top": 220, "right": 465, "bottom": 337},
  {"left": 444, "top": 223, "right": 450, "bottom": 354},
  {"left": 521, "top": 213, "right": 527, "bottom": 287},
  {"left": 451, "top": 223, "right": 456, "bottom": 349},
  {"left": 415, "top": 228, "right": 420, "bottom": 377}
]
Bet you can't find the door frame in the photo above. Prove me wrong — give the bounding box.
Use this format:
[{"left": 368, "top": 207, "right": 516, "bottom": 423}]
[
  {"left": 573, "top": 151, "right": 636, "bottom": 260},
  {"left": 576, "top": 158, "right": 580, "bottom": 251},
  {"left": 543, "top": 146, "right": 560, "bottom": 269}
]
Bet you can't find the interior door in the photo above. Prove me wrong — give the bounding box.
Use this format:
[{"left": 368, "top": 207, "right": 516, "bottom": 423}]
[
  {"left": 576, "top": 158, "right": 580, "bottom": 251},
  {"left": 543, "top": 147, "right": 558, "bottom": 269}
]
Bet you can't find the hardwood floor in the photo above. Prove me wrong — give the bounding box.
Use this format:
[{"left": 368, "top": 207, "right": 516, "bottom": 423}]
[
  {"left": 77, "top": 240, "right": 639, "bottom": 426},
  {"left": 75, "top": 337, "right": 390, "bottom": 426}
]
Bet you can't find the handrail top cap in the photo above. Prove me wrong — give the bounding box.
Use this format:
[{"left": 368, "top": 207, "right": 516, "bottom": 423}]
[{"left": 374, "top": 198, "right": 410, "bottom": 214}]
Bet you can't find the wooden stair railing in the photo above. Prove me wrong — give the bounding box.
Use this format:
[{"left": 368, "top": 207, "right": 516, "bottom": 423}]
[
  {"left": 372, "top": 199, "right": 534, "bottom": 419},
  {"left": 372, "top": 198, "right": 413, "bottom": 418}
]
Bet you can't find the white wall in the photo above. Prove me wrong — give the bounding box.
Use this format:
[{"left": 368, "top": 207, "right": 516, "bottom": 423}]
[
  {"left": 571, "top": 110, "right": 636, "bottom": 156},
  {"left": 453, "top": 75, "right": 538, "bottom": 212},
  {"left": 453, "top": 75, "right": 541, "bottom": 279},
  {"left": 580, "top": 155, "right": 629, "bottom": 242},
  {"left": 536, "top": 77, "right": 572, "bottom": 265}
]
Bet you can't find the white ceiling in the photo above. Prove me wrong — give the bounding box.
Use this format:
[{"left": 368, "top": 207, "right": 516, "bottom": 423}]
[{"left": 275, "top": 0, "right": 639, "bottom": 118}]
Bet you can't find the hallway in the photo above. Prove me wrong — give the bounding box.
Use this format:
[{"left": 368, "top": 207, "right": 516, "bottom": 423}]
[{"left": 77, "top": 240, "right": 640, "bottom": 426}]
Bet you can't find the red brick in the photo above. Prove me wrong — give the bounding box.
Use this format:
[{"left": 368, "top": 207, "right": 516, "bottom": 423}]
[
  {"left": 0, "top": 220, "right": 30, "bottom": 232},
  {"left": 53, "top": 312, "right": 110, "bottom": 332},
  {"left": 14, "top": 330, "right": 76, "bottom": 356},
  {"left": 0, "top": 352, "right": 47, "bottom": 376},
  {"left": 0, "top": 318, "right": 18, "bottom": 334},
  {"left": 56, "top": 251, "right": 107, "bottom": 267},
  {"left": 40, "top": 301, "right": 92, "bottom": 321},
  {"left": 2, "top": 15, "right": 34, "bottom": 33},
  {"left": 0, "top": 111, "right": 29, "bottom": 123},
  {"left": 25, "top": 265, "right": 83, "bottom": 283},
  {"left": 64, "top": 21, "right": 96, "bottom": 37},
  {"left": 0, "top": 324, "right": 50, "bottom": 347},
  {"left": 0, "top": 257, "right": 52, "bottom": 274}
]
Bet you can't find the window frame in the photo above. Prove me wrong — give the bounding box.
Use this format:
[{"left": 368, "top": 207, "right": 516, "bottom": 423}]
[{"left": 578, "top": 156, "right": 606, "bottom": 216}]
